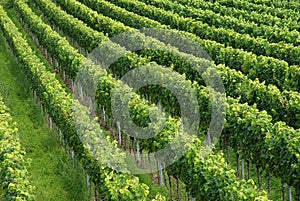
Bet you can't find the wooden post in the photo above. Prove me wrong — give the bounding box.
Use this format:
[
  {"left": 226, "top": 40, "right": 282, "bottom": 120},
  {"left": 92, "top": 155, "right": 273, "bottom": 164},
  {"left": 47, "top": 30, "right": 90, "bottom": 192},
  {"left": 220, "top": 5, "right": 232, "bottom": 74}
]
[
  {"left": 257, "top": 165, "right": 261, "bottom": 190},
  {"left": 236, "top": 153, "right": 240, "bottom": 178},
  {"left": 159, "top": 160, "right": 164, "bottom": 186},
  {"left": 148, "top": 153, "right": 153, "bottom": 177},
  {"left": 131, "top": 137, "right": 134, "bottom": 154},
  {"left": 136, "top": 140, "right": 140, "bottom": 164},
  {"left": 282, "top": 180, "right": 286, "bottom": 201},
  {"left": 102, "top": 107, "right": 106, "bottom": 123},
  {"left": 71, "top": 150, "right": 75, "bottom": 163},
  {"left": 86, "top": 173, "right": 90, "bottom": 187},
  {"left": 247, "top": 160, "right": 251, "bottom": 180},
  {"left": 80, "top": 84, "right": 83, "bottom": 101},
  {"left": 169, "top": 175, "right": 173, "bottom": 200},
  {"left": 49, "top": 117, "right": 53, "bottom": 129},
  {"left": 40, "top": 103, "right": 43, "bottom": 115},
  {"left": 117, "top": 121, "right": 121, "bottom": 145},
  {"left": 34, "top": 90, "right": 37, "bottom": 103},
  {"left": 241, "top": 159, "right": 245, "bottom": 179},
  {"left": 155, "top": 156, "right": 159, "bottom": 184},
  {"left": 288, "top": 186, "right": 292, "bottom": 201},
  {"left": 140, "top": 149, "right": 145, "bottom": 169}
]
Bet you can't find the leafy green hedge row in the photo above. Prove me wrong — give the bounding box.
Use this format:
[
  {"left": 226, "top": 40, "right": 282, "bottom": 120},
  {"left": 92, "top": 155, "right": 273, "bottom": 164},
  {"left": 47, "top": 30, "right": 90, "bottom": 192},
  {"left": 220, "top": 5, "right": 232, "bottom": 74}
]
[
  {"left": 93, "top": 46, "right": 300, "bottom": 195},
  {"left": 104, "top": 0, "right": 300, "bottom": 67},
  {"left": 30, "top": 0, "right": 160, "bottom": 52},
  {"left": 247, "top": 0, "right": 300, "bottom": 10},
  {"left": 94, "top": 45, "right": 300, "bottom": 192},
  {"left": 208, "top": 0, "right": 300, "bottom": 20},
  {"left": 139, "top": 0, "right": 300, "bottom": 46},
  {"left": 31, "top": 0, "right": 105, "bottom": 53},
  {"left": 0, "top": 4, "right": 159, "bottom": 200},
  {"left": 87, "top": 0, "right": 300, "bottom": 92},
  {"left": 24, "top": 0, "right": 300, "bottom": 192},
  {"left": 171, "top": 0, "right": 300, "bottom": 33},
  {"left": 31, "top": 2, "right": 300, "bottom": 191},
  {"left": 57, "top": 0, "right": 300, "bottom": 128},
  {"left": 0, "top": 90, "right": 35, "bottom": 199},
  {"left": 11, "top": 0, "right": 272, "bottom": 200},
  {"left": 93, "top": 59, "right": 271, "bottom": 201}
]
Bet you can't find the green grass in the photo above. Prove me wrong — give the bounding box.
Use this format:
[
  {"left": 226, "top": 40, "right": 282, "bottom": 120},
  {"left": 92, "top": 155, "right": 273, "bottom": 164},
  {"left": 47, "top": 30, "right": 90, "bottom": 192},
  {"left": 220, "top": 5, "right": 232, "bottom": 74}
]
[{"left": 0, "top": 6, "right": 91, "bottom": 201}]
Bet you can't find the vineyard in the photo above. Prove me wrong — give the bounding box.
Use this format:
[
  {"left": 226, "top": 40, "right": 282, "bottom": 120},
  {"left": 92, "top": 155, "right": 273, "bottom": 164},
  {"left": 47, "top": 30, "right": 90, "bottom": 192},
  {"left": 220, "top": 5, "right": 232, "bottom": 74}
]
[{"left": 0, "top": 0, "right": 299, "bottom": 200}]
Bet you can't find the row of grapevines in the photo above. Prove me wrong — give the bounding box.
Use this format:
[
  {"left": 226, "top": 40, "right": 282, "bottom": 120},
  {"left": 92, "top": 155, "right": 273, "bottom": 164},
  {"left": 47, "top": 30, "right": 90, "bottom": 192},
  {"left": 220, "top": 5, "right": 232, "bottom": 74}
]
[
  {"left": 209, "top": 0, "right": 300, "bottom": 20},
  {"left": 0, "top": 4, "right": 158, "bottom": 200},
  {"left": 94, "top": 46, "right": 300, "bottom": 191},
  {"left": 93, "top": 61, "right": 270, "bottom": 200},
  {"left": 97, "top": 0, "right": 300, "bottom": 90},
  {"left": 11, "top": 0, "right": 272, "bottom": 199},
  {"left": 30, "top": 0, "right": 105, "bottom": 52},
  {"left": 29, "top": 0, "right": 162, "bottom": 52},
  {"left": 0, "top": 94, "right": 35, "bottom": 200},
  {"left": 25, "top": 0, "right": 300, "bottom": 191},
  {"left": 105, "top": 0, "right": 299, "bottom": 90},
  {"left": 139, "top": 0, "right": 300, "bottom": 46},
  {"left": 248, "top": 0, "right": 300, "bottom": 10},
  {"left": 171, "top": 0, "right": 300, "bottom": 33},
  {"left": 48, "top": 0, "right": 300, "bottom": 194},
  {"left": 104, "top": 0, "right": 300, "bottom": 66},
  {"left": 56, "top": 0, "right": 300, "bottom": 92},
  {"left": 55, "top": 0, "right": 298, "bottom": 191},
  {"left": 96, "top": 53, "right": 300, "bottom": 193},
  {"left": 63, "top": 0, "right": 300, "bottom": 128}
]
